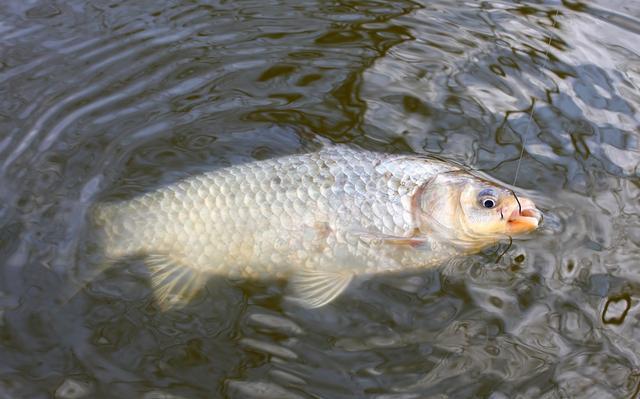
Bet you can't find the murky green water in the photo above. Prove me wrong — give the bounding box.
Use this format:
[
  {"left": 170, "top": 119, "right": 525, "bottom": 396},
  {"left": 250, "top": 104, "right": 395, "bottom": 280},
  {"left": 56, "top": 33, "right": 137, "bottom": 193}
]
[{"left": 1, "top": 0, "right": 639, "bottom": 397}]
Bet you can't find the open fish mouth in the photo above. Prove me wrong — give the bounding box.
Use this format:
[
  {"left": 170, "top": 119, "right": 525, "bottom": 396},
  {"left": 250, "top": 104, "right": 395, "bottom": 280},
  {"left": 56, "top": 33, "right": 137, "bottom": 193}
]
[{"left": 507, "top": 206, "right": 542, "bottom": 234}]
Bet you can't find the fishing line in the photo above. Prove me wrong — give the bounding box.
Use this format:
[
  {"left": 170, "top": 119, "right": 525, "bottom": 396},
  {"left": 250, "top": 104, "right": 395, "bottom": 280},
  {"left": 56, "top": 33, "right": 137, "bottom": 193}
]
[
  {"left": 495, "top": 7, "right": 558, "bottom": 265},
  {"left": 510, "top": 189, "right": 522, "bottom": 214},
  {"left": 512, "top": 7, "right": 560, "bottom": 186},
  {"left": 495, "top": 235, "right": 513, "bottom": 264}
]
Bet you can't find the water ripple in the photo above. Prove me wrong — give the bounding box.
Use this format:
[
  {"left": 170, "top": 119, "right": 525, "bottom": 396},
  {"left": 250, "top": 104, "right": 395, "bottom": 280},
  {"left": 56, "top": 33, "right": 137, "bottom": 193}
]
[{"left": 0, "top": 0, "right": 639, "bottom": 397}]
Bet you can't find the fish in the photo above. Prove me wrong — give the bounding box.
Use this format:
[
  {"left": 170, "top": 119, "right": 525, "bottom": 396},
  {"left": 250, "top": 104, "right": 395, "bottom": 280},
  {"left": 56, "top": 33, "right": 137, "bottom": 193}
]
[{"left": 88, "top": 146, "right": 541, "bottom": 309}]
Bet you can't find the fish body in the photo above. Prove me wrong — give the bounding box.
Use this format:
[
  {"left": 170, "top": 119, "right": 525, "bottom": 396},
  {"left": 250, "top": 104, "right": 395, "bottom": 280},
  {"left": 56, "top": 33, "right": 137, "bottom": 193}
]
[{"left": 91, "top": 146, "right": 541, "bottom": 308}]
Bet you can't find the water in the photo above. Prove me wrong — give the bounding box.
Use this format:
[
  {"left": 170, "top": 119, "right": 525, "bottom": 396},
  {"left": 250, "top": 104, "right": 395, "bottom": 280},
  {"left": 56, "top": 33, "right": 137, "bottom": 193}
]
[{"left": 0, "top": 0, "right": 639, "bottom": 397}]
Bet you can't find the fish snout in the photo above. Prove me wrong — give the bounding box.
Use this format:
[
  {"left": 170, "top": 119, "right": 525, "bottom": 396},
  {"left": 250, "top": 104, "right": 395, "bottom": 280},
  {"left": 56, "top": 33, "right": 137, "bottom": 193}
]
[{"left": 505, "top": 197, "right": 542, "bottom": 235}]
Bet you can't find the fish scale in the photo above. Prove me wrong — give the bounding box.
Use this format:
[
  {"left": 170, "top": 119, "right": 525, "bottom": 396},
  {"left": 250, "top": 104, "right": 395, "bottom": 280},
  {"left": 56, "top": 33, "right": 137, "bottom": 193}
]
[
  {"left": 89, "top": 145, "right": 539, "bottom": 309},
  {"left": 105, "top": 150, "right": 436, "bottom": 271}
]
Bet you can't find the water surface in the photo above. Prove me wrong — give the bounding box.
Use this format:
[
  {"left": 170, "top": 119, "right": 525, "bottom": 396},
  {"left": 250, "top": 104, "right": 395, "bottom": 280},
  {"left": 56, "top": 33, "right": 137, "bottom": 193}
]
[{"left": 0, "top": 0, "right": 639, "bottom": 398}]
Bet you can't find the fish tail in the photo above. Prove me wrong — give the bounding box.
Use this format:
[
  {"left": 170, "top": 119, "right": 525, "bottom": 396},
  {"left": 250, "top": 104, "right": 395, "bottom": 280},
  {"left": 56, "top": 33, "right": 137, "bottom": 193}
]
[
  {"left": 89, "top": 201, "right": 143, "bottom": 260},
  {"left": 60, "top": 201, "right": 146, "bottom": 304},
  {"left": 90, "top": 202, "right": 119, "bottom": 257},
  {"left": 56, "top": 203, "right": 119, "bottom": 304}
]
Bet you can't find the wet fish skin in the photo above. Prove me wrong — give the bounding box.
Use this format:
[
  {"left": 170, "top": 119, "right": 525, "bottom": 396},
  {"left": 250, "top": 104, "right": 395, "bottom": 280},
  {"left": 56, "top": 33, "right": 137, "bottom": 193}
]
[{"left": 91, "top": 146, "right": 540, "bottom": 308}]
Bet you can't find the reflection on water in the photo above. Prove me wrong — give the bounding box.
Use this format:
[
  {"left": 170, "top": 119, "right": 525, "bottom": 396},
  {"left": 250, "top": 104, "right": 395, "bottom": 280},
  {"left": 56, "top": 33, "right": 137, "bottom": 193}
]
[{"left": 0, "top": 0, "right": 639, "bottom": 398}]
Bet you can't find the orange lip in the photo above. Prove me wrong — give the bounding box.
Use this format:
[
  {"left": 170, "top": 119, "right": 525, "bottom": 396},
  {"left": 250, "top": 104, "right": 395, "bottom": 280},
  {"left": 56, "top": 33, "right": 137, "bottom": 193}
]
[{"left": 507, "top": 206, "right": 542, "bottom": 235}]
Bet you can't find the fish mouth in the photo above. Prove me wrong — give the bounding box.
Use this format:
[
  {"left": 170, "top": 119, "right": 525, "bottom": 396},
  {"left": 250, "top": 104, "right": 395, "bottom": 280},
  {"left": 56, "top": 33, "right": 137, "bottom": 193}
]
[{"left": 507, "top": 206, "right": 542, "bottom": 235}]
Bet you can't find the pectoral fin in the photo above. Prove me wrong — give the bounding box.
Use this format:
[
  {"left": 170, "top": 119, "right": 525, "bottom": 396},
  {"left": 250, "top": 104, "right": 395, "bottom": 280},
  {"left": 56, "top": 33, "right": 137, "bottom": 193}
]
[
  {"left": 288, "top": 269, "right": 353, "bottom": 308},
  {"left": 145, "top": 254, "right": 206, "bottom": 311},
  {"left": 356, "top": 231, "right": 426, "bottom": 248}
]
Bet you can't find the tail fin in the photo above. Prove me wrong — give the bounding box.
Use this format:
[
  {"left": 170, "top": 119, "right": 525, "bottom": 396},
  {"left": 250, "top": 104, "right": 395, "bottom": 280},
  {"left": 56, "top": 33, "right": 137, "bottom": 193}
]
[{"left": 60, "top": 201, "right": 137, "bottom": 303}]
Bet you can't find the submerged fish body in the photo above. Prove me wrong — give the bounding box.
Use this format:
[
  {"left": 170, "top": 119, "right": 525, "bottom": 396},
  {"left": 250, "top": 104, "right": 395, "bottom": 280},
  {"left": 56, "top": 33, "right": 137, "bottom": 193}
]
[{"left": 91, "top": 146, "right": 541, "bottom": 308}]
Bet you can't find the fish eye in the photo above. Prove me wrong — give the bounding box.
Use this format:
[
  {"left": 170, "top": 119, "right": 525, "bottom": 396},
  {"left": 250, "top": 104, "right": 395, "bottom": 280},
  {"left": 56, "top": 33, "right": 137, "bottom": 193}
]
[{"left": 481, "top": 197, "right": 497, "bottom": 209}]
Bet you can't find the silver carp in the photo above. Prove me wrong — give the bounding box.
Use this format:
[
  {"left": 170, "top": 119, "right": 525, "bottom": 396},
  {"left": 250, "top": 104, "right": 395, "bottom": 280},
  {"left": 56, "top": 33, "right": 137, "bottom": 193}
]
[{"left": 91, "top": 146, "right": 541, "bottom": 309}]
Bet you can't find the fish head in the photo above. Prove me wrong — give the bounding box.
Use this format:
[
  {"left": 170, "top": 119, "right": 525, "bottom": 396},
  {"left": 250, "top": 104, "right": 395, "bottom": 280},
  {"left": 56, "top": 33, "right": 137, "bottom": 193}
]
[{"left": 418, "top": 172, "right": 542, "bottom": 249}]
